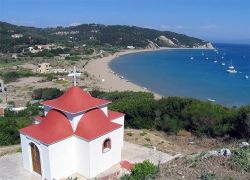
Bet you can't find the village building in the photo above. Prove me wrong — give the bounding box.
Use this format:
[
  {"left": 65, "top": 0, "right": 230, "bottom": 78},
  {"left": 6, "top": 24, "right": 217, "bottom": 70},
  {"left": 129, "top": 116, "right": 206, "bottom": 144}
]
[
  {"left": 127, "top": 45, "right": 135, "bottom": 49},
  {"left": 0, "top": 79, "right": 5, "bottom": 93},
  {"left": 36, "top": 45, "right": 51, "bottom": 50},
  {"left": 12, "top": 53, "right": 18, "bottom": 59},
  {"left": 11, "top": 33, "right": 23, "bottom": 38},
  {"left": 51, "top": 68, "right": 68, "bottom": 74},
  {"left": 19, "top": 85, "right": 125, "bottom": 179},
  {"left": 58, "top": 53, "right": 70, "bottom": 60},
  {"left": 0, "top": 106, "right": 4, "bottom": 117},
  {"left": 37, "top": 63, "right": 51, "bottom": 73}
]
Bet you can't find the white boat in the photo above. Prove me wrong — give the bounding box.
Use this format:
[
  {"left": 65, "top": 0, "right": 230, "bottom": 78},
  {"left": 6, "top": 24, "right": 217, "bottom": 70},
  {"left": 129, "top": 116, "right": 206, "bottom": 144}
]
[
  {"left": 190, "top": 56, "right": 194, "bottom": 60},
  {"left": 245, "top": 75, "right": 249, "bottom": 79},
  {"left": 221, "top": 62, "right": 226, "bottom": 66},
  {"left": 208, "top": 98, "right": 216, "bottom": 102},
  {"left": 226, "top": 60, "right": 237, "bottom": 73},
  {"left": 214, "top": 60, "right": 218, "bottom": 63},
  {"left": 221, "top": 56, "right": 225, "bottom": 59},
  {"left": 205, "top": 57, "right": 209, "bottom": 60}
]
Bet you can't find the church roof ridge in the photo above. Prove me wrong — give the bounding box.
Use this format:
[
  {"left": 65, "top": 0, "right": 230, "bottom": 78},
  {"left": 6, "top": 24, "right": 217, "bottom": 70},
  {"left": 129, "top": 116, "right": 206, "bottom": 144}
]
[{"left": 41, "top": 86, "right": 111, "bottom": 114}]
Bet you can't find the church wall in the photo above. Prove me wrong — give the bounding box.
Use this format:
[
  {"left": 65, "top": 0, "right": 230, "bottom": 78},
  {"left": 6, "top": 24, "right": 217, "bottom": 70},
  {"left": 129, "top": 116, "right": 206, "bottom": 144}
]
[
  {"left": 111, "top": 116, "right": 125, "bottom": 146},
  {"left": 48, "top": 136, "right": 76, "bottom": 179},
  {"left": 89, "top": 127, "right": 123, "bottom": 178},
  {"left": 111, "top": 116, "right": 124, "bottom": 126},
  {"left": 43, "top": 105, "right": 52, "bottom": 116},
  {"left": 75, "top": 136, "right": 90, "bottom": 177},
  {"left": 100, "top": 105, "right": 108, "bottom": 116},
  {"left": 65, "top": 112, "right": 84, "bottom": 131},
  {"left": 20, "top": 134, "right": 51, "bottom": 179}
]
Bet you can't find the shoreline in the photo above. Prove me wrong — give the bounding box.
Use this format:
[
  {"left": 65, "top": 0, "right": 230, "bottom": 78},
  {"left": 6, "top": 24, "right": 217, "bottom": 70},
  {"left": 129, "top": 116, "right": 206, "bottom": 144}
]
[
  {"left": 85, "top": 48, "right": 166, "bottom": 99},
  {"left": 84, "top": 47, "right": 214, "bottom": 99}
]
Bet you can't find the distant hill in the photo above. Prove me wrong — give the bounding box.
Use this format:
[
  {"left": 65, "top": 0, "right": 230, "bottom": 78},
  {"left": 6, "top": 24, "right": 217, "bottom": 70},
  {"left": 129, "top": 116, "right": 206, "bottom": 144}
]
[{"left": 0, "top": 21, "right": 213, "bottom": 53}]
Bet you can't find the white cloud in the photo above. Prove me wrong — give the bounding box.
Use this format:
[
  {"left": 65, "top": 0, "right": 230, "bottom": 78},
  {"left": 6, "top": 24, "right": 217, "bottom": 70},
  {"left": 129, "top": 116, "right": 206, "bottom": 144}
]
[
  {"left": 70, "top": 22, "right": 81, "bottom": 26},
  {"left": 11, "top": 20, "right": 34, "bottom": 26},
  {"left": 160, "top": 24, "right": 171, "bottom": 29},
  {"left": 175, "top": 25, "right": 184, "bottom": 29}
]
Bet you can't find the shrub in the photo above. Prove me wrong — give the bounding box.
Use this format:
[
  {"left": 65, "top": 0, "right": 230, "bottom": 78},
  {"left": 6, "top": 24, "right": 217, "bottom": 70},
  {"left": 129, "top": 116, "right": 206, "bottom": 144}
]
[
  {"left": 127, "top": 160, "right": 158, "bottom": 180},
  {"left": 231, "top": 148, "right": 250, "bottom": 172},
  {"left": 200, "top": 171, "right": 217, "bottom": 180},
  {"left": 233, "top": 105, "right": 250, "bottom": 138},
  {"left": 32, "top": 88, "right": 63, "bottom": 100}
]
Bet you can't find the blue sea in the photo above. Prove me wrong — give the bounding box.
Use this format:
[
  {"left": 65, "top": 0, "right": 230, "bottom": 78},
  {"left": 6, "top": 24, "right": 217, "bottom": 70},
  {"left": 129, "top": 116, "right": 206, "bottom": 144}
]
[{"left": 110, "top": 43, "right": 250, "bottom": 106}]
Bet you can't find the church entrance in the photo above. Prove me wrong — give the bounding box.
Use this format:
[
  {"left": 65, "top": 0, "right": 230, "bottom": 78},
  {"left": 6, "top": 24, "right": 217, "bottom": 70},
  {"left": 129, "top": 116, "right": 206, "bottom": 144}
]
[{"left": 30, "top": 143, "right": 41, "bottom": 175}]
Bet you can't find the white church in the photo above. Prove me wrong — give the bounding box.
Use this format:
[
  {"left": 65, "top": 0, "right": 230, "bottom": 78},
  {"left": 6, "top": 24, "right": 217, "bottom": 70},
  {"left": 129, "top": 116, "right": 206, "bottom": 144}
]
[{"left": 19, "top": 84, "right": 125, "bottom": 179}]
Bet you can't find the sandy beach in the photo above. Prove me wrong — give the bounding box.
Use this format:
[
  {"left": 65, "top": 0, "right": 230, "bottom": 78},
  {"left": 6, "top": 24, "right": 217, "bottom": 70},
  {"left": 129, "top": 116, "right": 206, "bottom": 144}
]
[{"left": 85, "top": 48, "right": 164, "bottom": 99}]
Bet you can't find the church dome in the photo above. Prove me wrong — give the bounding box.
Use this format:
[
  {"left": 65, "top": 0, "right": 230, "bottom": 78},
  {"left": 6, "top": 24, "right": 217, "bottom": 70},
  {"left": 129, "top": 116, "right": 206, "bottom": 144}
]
[
  {"left": 20, "top": 109, "right": 73, "bottom": 145},
  {"left": 75, "top": 109, "right": 122, "bottom": 140}
]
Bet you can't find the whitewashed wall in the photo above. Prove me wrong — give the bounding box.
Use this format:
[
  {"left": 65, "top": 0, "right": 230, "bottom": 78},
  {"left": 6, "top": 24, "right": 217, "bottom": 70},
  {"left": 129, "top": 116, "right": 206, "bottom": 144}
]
[
  {"left": 111, "top": 116, "right": 125, "bottom": 146},
  {"left": 100, "top": 105, "right": 108, "bottom": 116},
  {"left": 65, "top": 112, "right": 84, "bottom": 131},
  {"left": 48, "top": 136, "right": 76, "bottom": 179},
  {"left": 43, "top": 105, "right": 52, "bottom": 116},
  {"left": 75, "top": 137, "right": 90, "bottom": 177},
  {"left": 88, "top": 127, "right": 123, "bottom": 178},
  {"left": 20, "top": 134, "right": 50, "bottom": 179}
]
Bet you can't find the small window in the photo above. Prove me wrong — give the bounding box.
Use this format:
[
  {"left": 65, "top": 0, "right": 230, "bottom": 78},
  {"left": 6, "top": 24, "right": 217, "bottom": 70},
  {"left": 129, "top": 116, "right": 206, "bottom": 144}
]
[{"left": 102, "top": 138, "right": 111, "bottom": 153}]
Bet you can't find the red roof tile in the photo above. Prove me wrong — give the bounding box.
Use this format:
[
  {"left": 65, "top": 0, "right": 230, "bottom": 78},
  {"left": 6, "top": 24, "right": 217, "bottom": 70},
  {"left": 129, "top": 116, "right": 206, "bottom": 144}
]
[
  {"left": 120, "top": 160, "right": 133, "bottom": 171},
  {"left": 108, "top": 110, "right": 125, "bottom": 120},
  {"left": 0, "top": 107, "right": 4, "bottom": 116},
  {"left": 41, "top": 86, "right": 111, "bottom": 114},
  {"left": 75, "top": 109, "right": 122, "bottom": 141},
  {"left": 20, "top": 110, "right": 73, "bottom": 145}
]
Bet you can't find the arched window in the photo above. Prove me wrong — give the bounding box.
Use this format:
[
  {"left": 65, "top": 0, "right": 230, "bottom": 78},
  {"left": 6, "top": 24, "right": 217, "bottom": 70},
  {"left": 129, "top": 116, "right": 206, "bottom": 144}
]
[{"left": 102, "top": 138, "right": 111, "bottom": 153}]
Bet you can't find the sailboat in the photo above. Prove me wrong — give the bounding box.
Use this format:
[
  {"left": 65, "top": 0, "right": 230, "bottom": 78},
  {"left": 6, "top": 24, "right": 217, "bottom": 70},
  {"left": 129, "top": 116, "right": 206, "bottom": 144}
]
[{"left": 226, "top": 60, "right": 237, "bottom": 73}]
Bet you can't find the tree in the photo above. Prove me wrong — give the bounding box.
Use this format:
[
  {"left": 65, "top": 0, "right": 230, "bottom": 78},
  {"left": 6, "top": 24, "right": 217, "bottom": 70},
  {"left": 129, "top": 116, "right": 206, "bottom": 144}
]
[{"left": 233, "top": 105, "right": 250, "bottom": 138}]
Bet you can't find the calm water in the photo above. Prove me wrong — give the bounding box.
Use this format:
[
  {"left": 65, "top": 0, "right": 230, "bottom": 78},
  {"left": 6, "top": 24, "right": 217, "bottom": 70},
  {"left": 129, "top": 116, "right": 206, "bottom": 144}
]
[{"left": 110, "top": 43, "right": 250, "bottom": 106}]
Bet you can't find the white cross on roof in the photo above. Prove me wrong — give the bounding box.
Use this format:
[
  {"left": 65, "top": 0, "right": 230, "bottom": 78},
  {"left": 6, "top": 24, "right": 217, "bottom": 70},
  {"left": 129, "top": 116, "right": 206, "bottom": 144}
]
[{"left": 68, "top": 66, "right": 81, "bottom": 86}]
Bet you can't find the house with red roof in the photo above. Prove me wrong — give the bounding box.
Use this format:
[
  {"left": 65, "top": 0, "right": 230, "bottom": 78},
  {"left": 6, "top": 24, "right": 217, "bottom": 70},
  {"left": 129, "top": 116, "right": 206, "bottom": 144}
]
[{"left": 19, "top": 86, "right": 125, "bottom": 179}]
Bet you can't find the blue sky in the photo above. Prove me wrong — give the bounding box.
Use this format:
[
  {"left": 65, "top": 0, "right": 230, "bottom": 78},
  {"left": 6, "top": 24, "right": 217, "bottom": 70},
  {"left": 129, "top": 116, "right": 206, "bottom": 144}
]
[{"left": 0, "top": 0, "right": 250, "bottom": 43}]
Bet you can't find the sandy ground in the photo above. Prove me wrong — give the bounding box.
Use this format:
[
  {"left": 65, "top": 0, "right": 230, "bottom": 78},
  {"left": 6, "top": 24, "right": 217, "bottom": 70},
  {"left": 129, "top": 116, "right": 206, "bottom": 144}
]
[{"left": 85, "top": 49, "right": 165, "bottom": 99}]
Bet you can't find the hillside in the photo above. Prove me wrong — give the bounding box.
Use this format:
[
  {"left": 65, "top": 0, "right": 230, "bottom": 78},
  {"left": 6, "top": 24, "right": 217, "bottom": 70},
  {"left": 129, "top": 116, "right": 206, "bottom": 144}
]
[{"left": 0, "top": 22, "right": 213, "bottom": 53}]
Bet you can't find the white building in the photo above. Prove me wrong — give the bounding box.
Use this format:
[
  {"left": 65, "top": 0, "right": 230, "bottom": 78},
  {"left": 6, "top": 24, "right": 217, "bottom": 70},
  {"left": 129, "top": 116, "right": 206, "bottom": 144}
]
[
  {"left": 11, "top": 33, "right": 23, "bottom": 38},
  {"left": 127, "top": 46, "right": 135, "bottom": 49},
  {"left": 19, "top": 86, "right": 125, "bottom": 179}
]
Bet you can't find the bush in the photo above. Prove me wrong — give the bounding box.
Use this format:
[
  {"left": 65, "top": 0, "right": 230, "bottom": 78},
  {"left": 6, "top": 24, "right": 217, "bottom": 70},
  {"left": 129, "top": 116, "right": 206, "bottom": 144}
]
[
  {"left": 0, "top": 69, "right": 34, "bottom": 83},
  {"left": 231, "top": 147, "right": 250, "bottom": 172},
  {"left": 233, "top": 105, "right": 250, "bottom": 138},
  {"left": 0, "top": 104, "right": 40, "bottom": 146},
  {"left": 200, "top": 172, "right": 217, "bottom": 180},
  {"left": 90, "top": 91, "right": 246, "bottom": 138},
  {"left": 122, "top": 160, "right": 158, "bottom": 180},
  {"left": 32, "top": 88, "right": 63, "bottom": 100}
]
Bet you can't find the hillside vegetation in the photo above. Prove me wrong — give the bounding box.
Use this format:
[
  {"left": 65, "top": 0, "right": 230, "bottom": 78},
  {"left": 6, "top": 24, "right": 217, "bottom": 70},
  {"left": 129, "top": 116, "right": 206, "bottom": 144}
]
[{"left": 0, "top": 21, "right": 211, "bottom": 53}]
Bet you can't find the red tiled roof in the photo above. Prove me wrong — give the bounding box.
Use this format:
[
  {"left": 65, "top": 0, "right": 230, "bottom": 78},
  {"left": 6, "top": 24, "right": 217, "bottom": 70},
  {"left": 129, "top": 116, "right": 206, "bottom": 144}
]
[
  {"left": 33, "top": 116, "right": 44, "bottom": 122},
  {"left": 20, "top": 110, "right": 74, "bottom": 145},
  {"left": 41, "top": 86, "right": 111, "bottom": 114},
  {"left": 120, "top": 160, "right": 133, "bottom": 171},
  {"left": 75, "top": 109, "right": 122, "bottom": 141},
  {"left": 108, "top": 110, "right": 125, "bottom": 120},
  {"left": 0, "top": 107, "right": 4, "bottom": 116}
]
